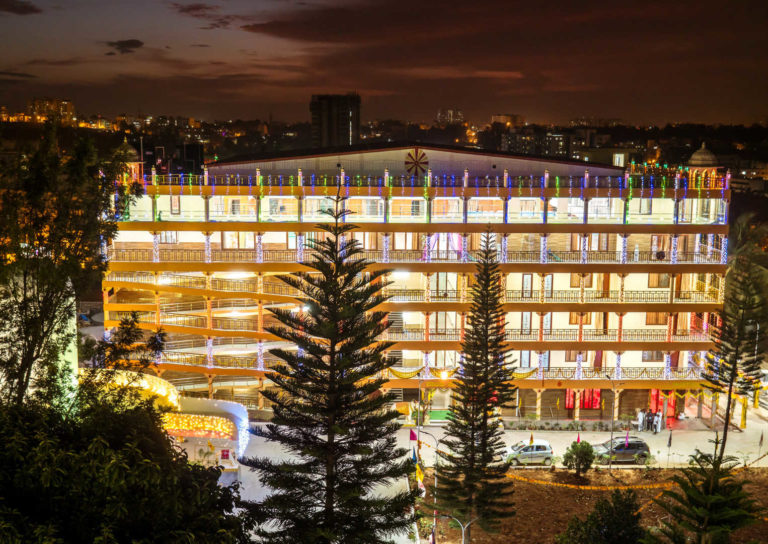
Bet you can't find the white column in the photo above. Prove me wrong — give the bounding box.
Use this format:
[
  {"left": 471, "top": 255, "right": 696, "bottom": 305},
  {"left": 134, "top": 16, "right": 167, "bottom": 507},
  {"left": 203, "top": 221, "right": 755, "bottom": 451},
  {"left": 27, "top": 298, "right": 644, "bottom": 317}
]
[
  {"left": 152, "top": 232, "right": 160, "bottom": 263},
  {"left": 670, "top": 234, "right": 679, "bottom": 264},
  {"left": 204, "top": 233, "right": 211, "bottom": 263},
  {"left": 614, "top": 352, "right": 622, "bottom": 380},
  {"left": 382, "top": 233, "right": 390, "bottom": 263},
  {"left": 575, "top": 352, "right": 583, "bottom": 380},
  {"left": 206, "top": 337, "right": 214, "bottom": 368},
  {"left": 296, "top": 233, "right": 305, "bottom": 262},
  {"left": 720, "top": 236, "right": 728, "bottom": 264},
  {"left": 664, "top": 352, "right": 672, "bottom": 379},
  {"left": 257, "top": 341, "right": 265, "bottom": 371},
  {"left": 256, "top": 233, "right": 263, "bottom": 263},
  {"left": 540, "top": 234, "right": 548, "bottom": 264}
]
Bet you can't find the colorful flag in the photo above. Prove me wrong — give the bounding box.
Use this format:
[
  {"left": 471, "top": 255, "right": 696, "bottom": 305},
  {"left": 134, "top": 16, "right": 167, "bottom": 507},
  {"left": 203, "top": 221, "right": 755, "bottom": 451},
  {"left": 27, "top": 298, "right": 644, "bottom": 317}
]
[
  {"left": 415, "top": 463, "right": 424, "bottom": 483},
  {"left": 529, "top": 432, "right": 534, "bottom": 445},
  {"left": 412, "top": 447, "right": 417, "bottom": 463},
  {"left": 577, "top": 432, "right": 581, "bottom": 444},
  {"left": 410, "top": 429, "right": 417, "bottom": 441},
  {"left": 428, "top": 526, "right": 436, "bottom": 544},
  {"left": 625, "top": 430, "right": 630, "bottom": 448}
]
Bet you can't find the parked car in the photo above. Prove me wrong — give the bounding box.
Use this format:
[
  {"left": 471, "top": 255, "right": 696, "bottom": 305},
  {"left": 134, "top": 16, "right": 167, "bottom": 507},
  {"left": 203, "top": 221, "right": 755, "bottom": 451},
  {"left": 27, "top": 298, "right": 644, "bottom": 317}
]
[
  {"left": 593, "top": 437, "right": 650, "bottom": 464},
  {"left": 507, "top": 439, "right": 554, "bottom": 466}
]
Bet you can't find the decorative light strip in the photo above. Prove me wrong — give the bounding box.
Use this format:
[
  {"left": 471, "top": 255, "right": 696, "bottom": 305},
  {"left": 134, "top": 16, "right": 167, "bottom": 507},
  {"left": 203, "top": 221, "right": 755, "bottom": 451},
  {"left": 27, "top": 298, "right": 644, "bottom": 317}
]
[
  {"left": 162, "top": 412, "right": 237, "bottom": 441},
  {"left": 152, "top": 233, "right": 160, "bottom": 263},
  {"left": 614, "top": 353, "right": 622, "bottom": 380},
  {"left": 204, "top": 234, "right": 211, "bottom": 264}
]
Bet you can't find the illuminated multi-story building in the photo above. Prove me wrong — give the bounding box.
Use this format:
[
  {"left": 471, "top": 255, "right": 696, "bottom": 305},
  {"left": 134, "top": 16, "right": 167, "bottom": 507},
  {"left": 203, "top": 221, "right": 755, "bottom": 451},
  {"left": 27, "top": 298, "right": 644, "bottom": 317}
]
[{"left": 104, "top": 144, "right": 729, "bottom": 421}]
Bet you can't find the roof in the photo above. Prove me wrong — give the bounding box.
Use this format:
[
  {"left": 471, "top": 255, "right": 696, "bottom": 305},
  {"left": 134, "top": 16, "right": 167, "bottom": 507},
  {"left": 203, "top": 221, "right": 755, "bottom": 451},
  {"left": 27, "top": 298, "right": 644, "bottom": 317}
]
[
  {"left": 688, "top": 142, "right": 718, "bottom": 167},
  {"left": 208, "top": 141, "right": 623, "bottom": 179},
  {"left": 212, "top": 141, "right": 614, "bottom": 169}
]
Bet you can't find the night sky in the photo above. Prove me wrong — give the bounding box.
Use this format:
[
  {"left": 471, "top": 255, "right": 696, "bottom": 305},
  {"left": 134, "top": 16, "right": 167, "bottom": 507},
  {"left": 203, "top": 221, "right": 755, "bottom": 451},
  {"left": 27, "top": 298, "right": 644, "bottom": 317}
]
[{"left": 1, "top": 0, "right": 767, "bottom": 124}]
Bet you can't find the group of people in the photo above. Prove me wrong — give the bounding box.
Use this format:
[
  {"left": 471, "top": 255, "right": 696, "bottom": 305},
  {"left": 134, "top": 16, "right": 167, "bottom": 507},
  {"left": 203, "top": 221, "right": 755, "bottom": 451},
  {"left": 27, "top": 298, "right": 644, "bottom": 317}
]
[{"left": 636, "top": 408, "right": 664, "bottom": 434}]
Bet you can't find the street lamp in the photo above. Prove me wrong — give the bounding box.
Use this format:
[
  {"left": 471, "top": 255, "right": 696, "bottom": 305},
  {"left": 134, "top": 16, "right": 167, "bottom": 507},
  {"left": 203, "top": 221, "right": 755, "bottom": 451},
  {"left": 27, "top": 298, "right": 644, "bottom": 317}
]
[
  {"left": 440, "top": 515, "right": 478, "bottom": 544},
  {"left": 604, "top": 373, "right": 624, "bottom": 472},
  {"left": 421, "top": 429, "right": 445, "bottom": 533}
]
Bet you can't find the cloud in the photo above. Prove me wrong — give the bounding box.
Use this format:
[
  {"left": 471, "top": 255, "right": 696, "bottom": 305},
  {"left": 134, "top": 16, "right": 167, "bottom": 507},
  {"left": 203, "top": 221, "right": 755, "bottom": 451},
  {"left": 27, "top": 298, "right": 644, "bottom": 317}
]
[
  {"left": 0, "top": 70, "right": 36, "bottom": 78},
  {"left": 105, "top": 39, "right": 144, "bottom": 55},
  {"left": 25, "top": 57, "right": 86, "bottom": 67},
  {"left": 191, "top": 43, "right": 210, "bottom": 47},
  {"left": 170, "top": 2, "right": 234, "bottom": 29},
  {"left": 0, "top": 0, "right": 41, "bottom": 15}
]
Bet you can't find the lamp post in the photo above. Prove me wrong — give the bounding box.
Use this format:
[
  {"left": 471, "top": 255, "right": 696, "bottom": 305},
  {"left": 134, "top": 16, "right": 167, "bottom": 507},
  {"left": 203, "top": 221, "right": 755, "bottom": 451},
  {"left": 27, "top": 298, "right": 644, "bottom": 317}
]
[
  {"left": 604, "top": 373, "right": 624, "bottom": 472},
  {"left": 421, "top": 429, "right": 444, "bottom": 533}
]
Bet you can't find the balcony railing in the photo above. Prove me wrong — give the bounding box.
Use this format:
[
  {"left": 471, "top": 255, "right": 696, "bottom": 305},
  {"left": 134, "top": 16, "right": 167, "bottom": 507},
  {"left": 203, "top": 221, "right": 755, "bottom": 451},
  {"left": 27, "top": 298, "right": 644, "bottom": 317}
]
[
  {"left": 113, "top": 312, "right": 710, "bottom": 344},
  {"left": 108, "top": 247, "right": 723, "bottom": 265},
  {"left": 136, "top": 173, "right": 727, "bottom": 191}
]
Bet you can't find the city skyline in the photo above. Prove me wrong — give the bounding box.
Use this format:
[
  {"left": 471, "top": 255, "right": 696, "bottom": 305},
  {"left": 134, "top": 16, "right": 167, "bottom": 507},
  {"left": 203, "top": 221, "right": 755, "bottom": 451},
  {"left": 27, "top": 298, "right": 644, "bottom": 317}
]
[{"left": 1, "top": 0, "right": 767, "bottom": 125}]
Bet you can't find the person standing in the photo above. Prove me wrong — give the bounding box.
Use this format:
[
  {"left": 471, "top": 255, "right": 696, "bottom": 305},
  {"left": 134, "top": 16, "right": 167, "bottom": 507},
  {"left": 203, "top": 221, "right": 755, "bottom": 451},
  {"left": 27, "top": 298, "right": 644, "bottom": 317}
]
[
  {"left": 636, "top": 409, "right": 645, "bottom": 432},
  {"left": 653, "top": 411, "right": 661, "bottom": 434}
]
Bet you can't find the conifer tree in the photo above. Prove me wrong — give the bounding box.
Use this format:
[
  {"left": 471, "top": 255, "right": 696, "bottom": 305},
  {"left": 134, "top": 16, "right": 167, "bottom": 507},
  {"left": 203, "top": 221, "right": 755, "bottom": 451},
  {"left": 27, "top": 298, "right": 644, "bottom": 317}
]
[
  {"left": 241, "top": 193, "right": 418, "bottom": 543},
  {"left": 642, "top": 441, "right": 759, "bottom": 544},
  {"left": 702, "top": 214, "right": 768, "bottom": 460},
  {"left": 435, "top": 231, "right": 516, "bottom": 541}
]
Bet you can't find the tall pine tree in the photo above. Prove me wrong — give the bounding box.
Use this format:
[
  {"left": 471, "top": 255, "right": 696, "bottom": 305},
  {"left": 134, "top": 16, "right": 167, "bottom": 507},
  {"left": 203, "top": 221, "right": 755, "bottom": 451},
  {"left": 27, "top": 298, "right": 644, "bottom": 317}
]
[
  {"left": 702, "top": 213, "right": 768, "bottom": 460},
  {"left": 435, "top": 231, "right": 516, "bottom": 541},
  {"left": 242, "top": 193, "right": 418, "bottom": 543}
]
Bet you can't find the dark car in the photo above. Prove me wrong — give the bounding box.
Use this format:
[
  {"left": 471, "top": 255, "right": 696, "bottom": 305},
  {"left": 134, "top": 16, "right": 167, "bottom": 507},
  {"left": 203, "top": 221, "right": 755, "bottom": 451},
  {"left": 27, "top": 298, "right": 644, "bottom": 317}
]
[{"left": 593, "top": 437, "right": 650, "bottom": 464}]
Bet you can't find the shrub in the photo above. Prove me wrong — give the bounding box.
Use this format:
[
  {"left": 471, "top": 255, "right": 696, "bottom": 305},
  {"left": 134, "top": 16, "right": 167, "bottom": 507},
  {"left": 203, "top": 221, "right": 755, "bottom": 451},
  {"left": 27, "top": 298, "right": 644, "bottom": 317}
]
[
  {"left": 562, "top": 441, "right": 595, "bottom": 477},
  {"left": 557, "top": 490, "right": 644, "bottom": 544}
]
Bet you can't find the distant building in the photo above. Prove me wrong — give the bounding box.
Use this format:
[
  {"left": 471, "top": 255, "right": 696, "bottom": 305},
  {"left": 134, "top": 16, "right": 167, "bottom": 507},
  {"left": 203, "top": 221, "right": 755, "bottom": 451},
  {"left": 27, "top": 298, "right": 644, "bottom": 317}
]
[
  {"left": 310, "top": 93, "right": 361, "bottom": 148},
  {"left": 27, "top": 97, "right": 76, "bottom": 126},
  {"left": 490, "top": 113, "right": 525, "bottom": 128},
  {"left": 436, "top": 108, "right": 464, "bottom": 126}
]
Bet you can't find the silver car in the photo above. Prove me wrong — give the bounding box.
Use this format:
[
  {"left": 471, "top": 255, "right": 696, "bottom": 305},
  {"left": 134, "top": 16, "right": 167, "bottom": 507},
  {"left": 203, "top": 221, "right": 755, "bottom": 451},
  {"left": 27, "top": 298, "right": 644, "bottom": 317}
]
[{"left": 507, "top": 439, "right": 554, "bottom": 466}]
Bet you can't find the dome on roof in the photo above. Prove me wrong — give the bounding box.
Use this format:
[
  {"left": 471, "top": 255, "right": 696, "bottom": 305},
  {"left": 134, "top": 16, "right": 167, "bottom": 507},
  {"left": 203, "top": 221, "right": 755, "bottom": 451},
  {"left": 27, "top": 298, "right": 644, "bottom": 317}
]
[
  {"left": 688, "top": 142, "right": 718, "bottom": 167},
  {"left": 115, "top": 137, "right": 140, "bottom": 162}
]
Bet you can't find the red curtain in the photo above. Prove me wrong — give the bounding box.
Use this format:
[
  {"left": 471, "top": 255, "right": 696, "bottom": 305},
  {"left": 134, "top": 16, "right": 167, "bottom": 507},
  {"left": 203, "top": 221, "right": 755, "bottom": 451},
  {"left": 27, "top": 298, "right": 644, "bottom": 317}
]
[{"left": 566, "top": 389, "right": 601, "bottom": 409}]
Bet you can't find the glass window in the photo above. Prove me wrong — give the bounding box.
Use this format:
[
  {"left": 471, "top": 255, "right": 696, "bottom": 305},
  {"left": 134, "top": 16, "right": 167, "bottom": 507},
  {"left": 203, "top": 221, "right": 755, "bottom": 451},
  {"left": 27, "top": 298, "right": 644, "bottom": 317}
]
[
  {"left": 170, "top": 195, "right": 181, "bottom": 215},
  {"left": 642, "top": 350, "right": 664, "bottom": 362},
  {"left": 569, "top": 312, "right": 592, "bottom": 325},
  {"left": 649, "top": 273, "right": 671, "bottom": 288},
  {"left": 570, "top": 273, "right": 593, "bottom": 288},
  {"left": 646, "top": 312, "right": 667, "bottom": 326}
]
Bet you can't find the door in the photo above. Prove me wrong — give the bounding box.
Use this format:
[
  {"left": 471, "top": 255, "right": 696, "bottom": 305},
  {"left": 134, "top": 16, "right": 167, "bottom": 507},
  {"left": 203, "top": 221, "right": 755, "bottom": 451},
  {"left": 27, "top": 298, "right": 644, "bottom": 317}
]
[
  {"left": 601, "top": 274, "right": 610, "bottom": 298},
  {"left": 521, "top": 312, "right": 532, "bottom": 334},
  {"left": 520, "top": 445, "right": 534, "bottom": 464},
  {"left": 522, "top": 274, "right": 533, "bottom": 298}
]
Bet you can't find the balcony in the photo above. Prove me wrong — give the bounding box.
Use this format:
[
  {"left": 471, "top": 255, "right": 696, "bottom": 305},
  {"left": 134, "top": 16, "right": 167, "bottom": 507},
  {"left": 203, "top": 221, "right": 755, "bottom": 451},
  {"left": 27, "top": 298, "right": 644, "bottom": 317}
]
[
  {"left": 108, "top": 247, "right": 723, "bottom": 265},
  {"left": 113, "top": 311, "right": 708, "bottom": 345}
]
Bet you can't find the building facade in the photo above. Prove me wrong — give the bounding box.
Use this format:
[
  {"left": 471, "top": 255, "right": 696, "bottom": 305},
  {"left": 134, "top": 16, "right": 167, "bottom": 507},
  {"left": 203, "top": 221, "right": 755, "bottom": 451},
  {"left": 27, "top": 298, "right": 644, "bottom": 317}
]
[
  {"left": 104, "top": 145, "right": 729, "bottom": 421},
  {"left": 310, "top": 93, "right": 361, "bottom": 148}
]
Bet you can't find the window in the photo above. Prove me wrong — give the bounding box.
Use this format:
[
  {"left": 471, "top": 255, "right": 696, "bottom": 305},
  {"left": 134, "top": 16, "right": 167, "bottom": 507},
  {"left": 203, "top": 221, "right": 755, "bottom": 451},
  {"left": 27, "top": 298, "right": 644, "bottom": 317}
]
[
  {"left": 565, "top": 350, "right": 579, "bottom": 362},
  {"left": 170, "top": 195, "right": 180, "bottom": 215},
  {"left": 522, "top": 274, "right": 533, "bottom": 298},
  {"left": 649, "top": 273, "right": 671, "bottom": 288},
  {"left": 230, "top": 200, "right": 241, "bottom": 215},
  {"left": 159, "top": 231, "right": 177, "bottom": 244},
  {"left": 646, "top": 312, "right": 667, "bottom": 326},
  {"left": 570, "top": 273, "right": 593, "bottom": 288},
  {"left": 520, "top": 351, "right": 530, "bottom": 368},
  {"left": 639, "top": 199, "right": 652, "bottom": 214},
  {"left": 569, "top": 312, "right": 592, "bottom": 325},
  {"left": 642, "top": 350, "right": 664, "bottom": 362}
]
